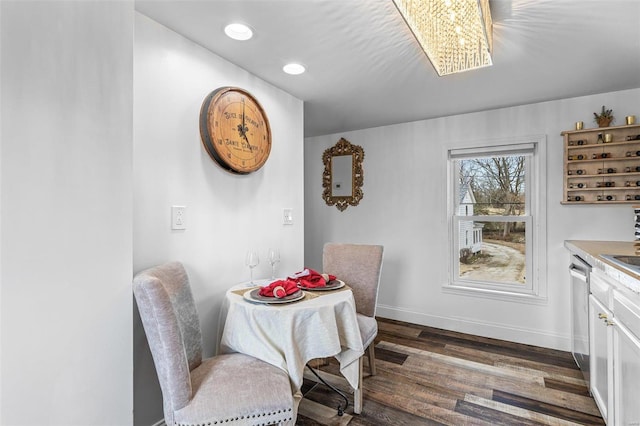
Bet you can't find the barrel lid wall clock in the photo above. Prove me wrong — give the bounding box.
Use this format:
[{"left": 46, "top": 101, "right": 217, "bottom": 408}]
[{"left": 199, "top": 87, "right": 272, "bottom": 174}]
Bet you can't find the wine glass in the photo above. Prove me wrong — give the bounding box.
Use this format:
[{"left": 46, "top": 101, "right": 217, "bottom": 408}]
[
  {"left": 245, "top": 249, "right": 260, "bottom": 285},
  {"left": 267, "top": 248, "right": 280, "bottom": 279}
]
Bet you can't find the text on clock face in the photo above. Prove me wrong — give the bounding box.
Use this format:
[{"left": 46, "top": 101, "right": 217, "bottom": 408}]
[
  {"left": 222, "top": 138, "right": 263, "bottom": 153},
  {"left": 223, "top": 111, "right": 262, "bottom": 129}
]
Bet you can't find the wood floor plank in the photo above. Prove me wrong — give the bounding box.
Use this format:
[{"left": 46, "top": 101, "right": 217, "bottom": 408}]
[
  {"left": 297, "top": 398, "right": 352, "bottom": 426},
  {"left": 364, "top": 372, "right": 460, "bottom": 410},
  {"left": 365, "top": 387, "right": 496, "bottom": 426},
  {"left": 378, "top": 340, "right": 546, "bottom": 386},
  {"left": 543, "top": 377, "right": 591, "bottom": 397},
  {"left": 377, "top": 319, "right": 423, "bottom": 338},
  {"left": 347, "top": 396, "right": 446, "bottom": 426},
  {"left": 376, "top": 339, "right": 601, "bottom": 418},
  {"left": 492, "top": 389, "right": 605, "bottom": 425},
  {"left": 374, "top": 346, "right": 408, "bottom": 365},
  {"left": 381, "top": 318, "right": 574, "bottom": 362},
  {"left": 374, "top": 358, "right": 494, "bottom": 400},
  {"left": 295, "top": 318, "right": 604, "bottom": 425},
  {"left": 302, "top": 377, "right": 442, "bottom": 425},
  {"left": 376, "top": 330, "right": 447, "bottom": 354},
  {"left": 417, "top": 328, "right": 578, "bottom": 370},
  {"left": 463, "top": 394, "right": 586, "bottom": 426},
  {"left": 377, "top": 330, "right": 584, "bottom": 386},
  {"left": 493, "top": 359, "right": 586, "bottom": 382},
  {"left": 445, "top": 343, "right": 586, "bottom": 381},
  {"left": 455, "top": 399, "right": 546, "bottom": 426},
  {"left": 491, "top": 380, "right": 601, "bottom": 417}
]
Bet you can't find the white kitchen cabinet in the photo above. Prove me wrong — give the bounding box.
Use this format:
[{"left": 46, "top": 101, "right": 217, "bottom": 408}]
[
  {"left": 565, "top": 242, "right": 640, "bottom": 425},
  {"left": 612, "top": 290, "right": 640, "bottom": 426},
  {"left": 587, "top": 268, "right": 640, "bottom": 425},
  {"left": 589, "top": 291, "right": 614, "bottom": 424}
]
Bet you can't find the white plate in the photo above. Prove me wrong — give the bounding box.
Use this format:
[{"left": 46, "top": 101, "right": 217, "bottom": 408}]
[
  {"left": 243, "top": 288, "right": 305, "bottom": 304},
  {"left": 297, "top": 279, "right": 345, "bottom": 291}
]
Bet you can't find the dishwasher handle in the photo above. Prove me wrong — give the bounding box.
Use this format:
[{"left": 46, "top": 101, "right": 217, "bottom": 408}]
[{"left": 569, "top": 265, "right": 588, "bottom": 281}]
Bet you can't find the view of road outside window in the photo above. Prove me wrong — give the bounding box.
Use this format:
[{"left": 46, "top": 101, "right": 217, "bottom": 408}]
[{"left": 455, "top": 155, "right": 527, "bottom": 286}]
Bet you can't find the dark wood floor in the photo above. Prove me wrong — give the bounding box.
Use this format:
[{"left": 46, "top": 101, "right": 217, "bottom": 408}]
[{"left": 297, "top": 317, "right": 604, "bottom": 426}]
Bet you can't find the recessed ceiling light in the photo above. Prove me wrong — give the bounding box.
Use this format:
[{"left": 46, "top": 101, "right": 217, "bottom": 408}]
[
  {"left": 224, "top": 23, "right": 253, "bottom": 41},
  {"left": 283, "top": 63, "right": 306, "bottom": 75}
]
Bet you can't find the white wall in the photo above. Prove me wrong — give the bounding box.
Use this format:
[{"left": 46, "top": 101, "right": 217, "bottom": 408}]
[
  {"left": 0, "top": 3, "right": 4, "bottom": 420},
  {"left": 1, "top": 1, "right": 134, "bottom": 425},
  {"left": 133, "top": 13, "right": 305, "bottom": 425},
  {"left": 305, "top": 88, "right": 640, "bottom": 350}
]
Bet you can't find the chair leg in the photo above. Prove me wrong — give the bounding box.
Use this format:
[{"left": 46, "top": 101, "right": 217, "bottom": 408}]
[
  {"left": 367, "top": 342, "right": 377, "bottom": 376},
  {"left": 353, "top": 356, "right": 363, "bottom": 414}
]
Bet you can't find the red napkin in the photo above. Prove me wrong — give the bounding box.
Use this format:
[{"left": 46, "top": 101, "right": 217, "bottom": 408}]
[
  {"left": 289, "top": 268, "right": 336, "bottom": 288},
  {"left": 258, "top": 279, "right": 299, "bottom": 298}
]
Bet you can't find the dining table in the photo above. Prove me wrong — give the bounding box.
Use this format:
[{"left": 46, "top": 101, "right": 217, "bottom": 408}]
[{"left": 217, "top": 279, "right": 364, "bottom": 413}]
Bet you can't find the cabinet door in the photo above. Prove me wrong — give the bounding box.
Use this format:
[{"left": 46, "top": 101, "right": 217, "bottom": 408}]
[
  {"left": 613, "top": 320, "right": 640, "bottom": 425},
  {"left": 589, "top": 294, "right": 614, "bottom": 423}
]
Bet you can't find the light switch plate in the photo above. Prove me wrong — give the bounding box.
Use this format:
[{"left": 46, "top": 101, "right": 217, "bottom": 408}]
[
  {"left": 283, "top": 208, "right": 293, "bottom": 225},
  {"left": 172, "top": 206, "right": 186, "bottom": 230}
]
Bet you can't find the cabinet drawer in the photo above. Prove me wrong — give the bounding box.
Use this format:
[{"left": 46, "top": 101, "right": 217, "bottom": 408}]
[
  {"left": 614, "top": 290, "right": 640, "bottom": 340},
  {"left": 591, "top": 271, "right": 613, "bottom": 308}
]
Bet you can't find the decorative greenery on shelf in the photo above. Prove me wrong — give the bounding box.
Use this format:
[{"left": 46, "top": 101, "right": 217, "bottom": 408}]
[{"left": 594, "top": 105, "right": 614, "bottom": 127}]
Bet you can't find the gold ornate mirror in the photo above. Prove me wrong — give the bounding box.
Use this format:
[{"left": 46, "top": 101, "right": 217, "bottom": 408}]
[{"left": 322, "top": 138, "right": 364, "bottom": 211}]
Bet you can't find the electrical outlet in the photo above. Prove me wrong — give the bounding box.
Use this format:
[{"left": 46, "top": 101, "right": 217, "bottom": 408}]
[
  {"left": 283, "top": 208, "right": 293, "bottom": 225},
  {"left": 172, "top": 206, "right": 186, "bottom": 230}
]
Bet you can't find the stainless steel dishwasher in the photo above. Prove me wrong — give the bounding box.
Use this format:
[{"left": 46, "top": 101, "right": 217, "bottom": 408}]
[{"left": 569, "top": 254, "right": 591, "bottom": 384}]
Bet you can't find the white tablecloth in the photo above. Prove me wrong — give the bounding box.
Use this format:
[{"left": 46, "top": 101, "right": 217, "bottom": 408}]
[{"left": 219, "top": 283, "right": 364, "bottom": 394}]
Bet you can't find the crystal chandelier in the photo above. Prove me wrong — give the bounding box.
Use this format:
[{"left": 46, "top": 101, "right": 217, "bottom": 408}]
[{"left": 393, "top": 0, "right": 493, "bottom": 76}]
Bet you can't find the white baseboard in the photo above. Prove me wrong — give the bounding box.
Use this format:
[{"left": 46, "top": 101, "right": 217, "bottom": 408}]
[
  {"left": 376, "top": 304, "right": 571, "bottom": 351},
  {"left": 150, "top": 419, "right": 165, "bottom": 426}
]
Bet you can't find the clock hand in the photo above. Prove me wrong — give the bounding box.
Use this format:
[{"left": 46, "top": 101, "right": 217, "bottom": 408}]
[
  {"left": 240, "top": 98, "right": 252, "bottom": 152},
  {"left": 242, "top": 98, "right": 246, "bottom": 134},
  {"left": 235, "top": 122, "right": 251, "bottom": 150},
  {"left": 243, "top": 132, "right": 252, "bottom": 152}
]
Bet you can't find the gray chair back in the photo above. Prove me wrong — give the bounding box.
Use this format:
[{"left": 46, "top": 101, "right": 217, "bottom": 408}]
[
  {"left": 323, "top": 243, "right": 384, "bottom": 317},
  {"left": 133, "top": 261, "right": 203, "bottom": 421}
]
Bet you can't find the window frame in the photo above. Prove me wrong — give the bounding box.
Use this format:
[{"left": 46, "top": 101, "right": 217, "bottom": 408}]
[{"left": 444, "top": 135, "right": 547, "bottom": 304}]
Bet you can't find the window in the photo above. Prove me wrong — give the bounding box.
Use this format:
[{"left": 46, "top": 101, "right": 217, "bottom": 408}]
[{"left": 446, "top": 136, "right": 546, "bottom": 301}]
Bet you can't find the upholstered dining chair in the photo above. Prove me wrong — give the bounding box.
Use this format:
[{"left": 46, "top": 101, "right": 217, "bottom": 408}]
[
  {"left": 322, "top": 243, "right": 384, "bottom": 413},
  {"left": 133, "top": 261, "right": 295, "bottom": 426}
]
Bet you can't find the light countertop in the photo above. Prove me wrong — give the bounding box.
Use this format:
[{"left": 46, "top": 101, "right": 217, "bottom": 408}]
[{"left": 565, "top": 240, "right": 640, "bottom": 294}]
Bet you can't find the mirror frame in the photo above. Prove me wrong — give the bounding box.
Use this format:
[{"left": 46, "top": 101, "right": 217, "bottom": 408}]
[{"left": 322, "top": 138, "right": 365, "bottom": 211}]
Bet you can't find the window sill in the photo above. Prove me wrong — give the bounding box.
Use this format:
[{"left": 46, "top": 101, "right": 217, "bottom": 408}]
[{"left": 442, "top": 283, "right": 548, "bottom": 305}]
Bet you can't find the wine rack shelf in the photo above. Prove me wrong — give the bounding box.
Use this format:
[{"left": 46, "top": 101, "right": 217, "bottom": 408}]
[{"left": 562, "top": 124, "right": 640, "bottom": 204}]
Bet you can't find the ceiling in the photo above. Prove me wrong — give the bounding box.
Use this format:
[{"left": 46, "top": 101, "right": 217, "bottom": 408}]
[{"left": 135, "top": 0, "right": 640, "bottom": 137}]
